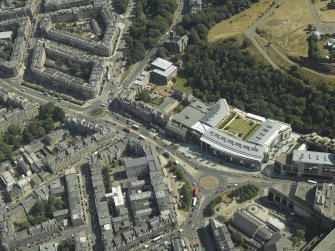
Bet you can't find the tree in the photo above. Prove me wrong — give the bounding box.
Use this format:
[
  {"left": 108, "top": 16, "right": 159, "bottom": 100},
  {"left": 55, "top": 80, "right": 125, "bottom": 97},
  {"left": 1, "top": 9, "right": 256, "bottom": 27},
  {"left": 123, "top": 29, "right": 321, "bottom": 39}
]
[
  {"left": 71, "top": 63, "right": 81, "bottom": 73},
  {"left": 307, "top": 24, "right": 313, "bottom": 32},
  {"left": 231, "top": 231, "right": 244, "bottom": 246},
  {"left": 53, "top": 107, "right": 65, "bottom": 122},
  {"left": 156, "top": 46, "right": 168, "bottom": 59},
  {"left": 0, "top": 141, "right": 12, "bottom": 161},
  {"left": 37, "top": 127, "right": 46, "bottom": 137},
  {"left": 39, "top": 102, "right": 55, "bottom": 120},
  {"left": 125, "top": 0, "right": 177, "bottom": 63},
  {"left": 137, "top": 91, "right": 151, "bottom": 103},
  {"left": 7, "top": 125, "right": 21, "bottom": 135},
  {"left": 43, "top": 118, "right": 54, "bottom": 132},
  {"left": 58, "top": 238, "right": 75, "bottom": 251},
  {"left": 329, "top": 50, "right": 335, "bottom": 63},
  {"left": 30, "top": 200, "right": 46, "bottom": 217},
  {"left": 46, "top": 195, "right": 64, "bottom": 217}
]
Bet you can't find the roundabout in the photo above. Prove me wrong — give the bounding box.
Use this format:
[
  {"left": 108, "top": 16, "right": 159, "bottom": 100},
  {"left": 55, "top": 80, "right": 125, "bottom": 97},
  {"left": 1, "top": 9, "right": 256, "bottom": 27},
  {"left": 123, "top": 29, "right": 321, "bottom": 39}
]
[{"left": 199, "top": 175, "right": 220, "bottom": 191}]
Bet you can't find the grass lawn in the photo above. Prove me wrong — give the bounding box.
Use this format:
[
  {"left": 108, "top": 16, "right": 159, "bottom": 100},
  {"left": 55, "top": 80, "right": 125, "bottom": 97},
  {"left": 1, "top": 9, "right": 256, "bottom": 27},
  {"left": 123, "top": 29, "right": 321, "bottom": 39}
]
[
  {"left": 208, "top": 0, "right": 273, "bottom": 42},
  {"left": 221, "top": 193, "right": 233, "bottom": 204},
  {"left": 255, "top": 36, "right": 335, "bottom": 86},
  {"left": 317, "top": 39, "right": 329, "bottom": 58},
  {"left": 244, "top": 123, "right": 262, "bottom": 140},
  {"left": 228, "top": 117, "right": 254, "bottom": 136},
  {"left": 121, "top": 63, "right": 137, "bottom": 84},
  {"left": 258, "top": 0, "right": 314, "bottom": 57},
  {"left": 314, "top": 0, "right": 335, "bottom": 23},
  {"left": 150, "top": 97, "right": 163, "bottom": 107},
  {"left": 90, "top": 107, "right": 104, "bottom": 117},
  {"left": 217, "top": 112, "right": 236, "bottom": 130},
  {"left": 172, "top": 76, "right": 192, "bottom": 94}
]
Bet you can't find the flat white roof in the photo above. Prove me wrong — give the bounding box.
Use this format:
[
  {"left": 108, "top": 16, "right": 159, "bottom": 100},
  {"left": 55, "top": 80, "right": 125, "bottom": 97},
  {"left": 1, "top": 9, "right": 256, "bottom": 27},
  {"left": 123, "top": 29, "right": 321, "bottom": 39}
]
[
  {"left": 246, "top": 113, "right": 266, "bottom": 122},
  {"left": 266, "top": 217, "right": 285, "bottom": 230},
  {"left": 151, "top": 57, "right": 173, "bottom": 71},
  {"left": 0, "top": 31, "right": 13, "bottom": 39},
  {"left": 200, "top": 127, "right": 265, "bottom": 162},
  {"left": 247, "top": 119, "right": 290, "bottom": 147},
  {"left": 111, "top": 186, "right": 124, "bottom": 207},
  {"left": 292, "top": 150, "right": 335, "bottom": 166},
  {"left": 152, "top": 65, "right": 178, "bottom": 77},
  {"left": 191, "top": 121, "right": 211, "bottom": 134}
]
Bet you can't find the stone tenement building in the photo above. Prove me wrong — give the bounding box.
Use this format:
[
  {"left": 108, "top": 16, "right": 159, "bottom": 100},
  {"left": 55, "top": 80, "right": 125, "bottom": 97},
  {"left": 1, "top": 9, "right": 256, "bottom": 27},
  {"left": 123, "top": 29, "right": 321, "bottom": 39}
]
[
  {"left": 0, "top": 17, "right": 31, "bottom": 78},
  {"left": 40, "top": 4, "right": 121, "bottom": 57},
  {"left": 43, "top": 0, "right": 104, "bottom": 12},
  {"left": 31, "top": 40, "right": 105, "bottom": 99},
  {"left": 0, "top": 88, "right": 39, "bottom": 135},
  {"left": 0, "top": 0, "right": 38, "bottom": 21}
]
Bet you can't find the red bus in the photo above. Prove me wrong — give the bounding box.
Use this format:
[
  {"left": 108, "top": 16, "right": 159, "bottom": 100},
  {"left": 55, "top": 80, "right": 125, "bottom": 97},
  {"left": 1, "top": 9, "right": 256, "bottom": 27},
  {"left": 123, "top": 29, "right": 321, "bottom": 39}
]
[
  {"left": 193, "top": 186, "right": 199, "bottom": 197},
  {"left": 123, "top": 126, "right": 132, "bottom": 133}
]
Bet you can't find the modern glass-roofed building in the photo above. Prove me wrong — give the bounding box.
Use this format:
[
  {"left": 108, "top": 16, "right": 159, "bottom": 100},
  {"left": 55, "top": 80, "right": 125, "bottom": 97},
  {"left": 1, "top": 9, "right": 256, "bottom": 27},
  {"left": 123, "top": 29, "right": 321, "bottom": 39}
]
[{"left": 167, "top": 98, "right": 292, "bottom": 170}]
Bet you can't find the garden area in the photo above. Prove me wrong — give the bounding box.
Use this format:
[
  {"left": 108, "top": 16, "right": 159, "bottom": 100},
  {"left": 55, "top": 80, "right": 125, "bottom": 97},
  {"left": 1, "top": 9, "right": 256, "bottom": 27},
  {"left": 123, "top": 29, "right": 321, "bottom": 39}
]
[
  {"left": 90, "top": 107, "right": 104, "bottom": 117},
  {"left": 167, "top": 161, "right": 192, "bottom": 211},
  {"left": 227, "top": 117, "right": 254, "bottom": 136},
  {"left": 230, "top": 184, "right": 259, "bottom": 203}
]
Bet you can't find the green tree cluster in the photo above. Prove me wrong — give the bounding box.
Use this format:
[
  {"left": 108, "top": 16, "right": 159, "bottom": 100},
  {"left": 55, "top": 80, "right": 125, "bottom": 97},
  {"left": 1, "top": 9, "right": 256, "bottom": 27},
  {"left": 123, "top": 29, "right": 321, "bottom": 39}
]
[
  {"left": 230, "top": 184, "right": 259, "bottom": 202},
  {"left": 23, "top": 102, "right": 65, "bottom": 143},
  {"left": 58, "top": 238, "right": 75, "bottom": 251},
  {"left": 113, "top": 0, "right": 130, "bottom": 13},
  {"left": 170, "top": 165, "right": 185, "bottom": 181},
  {"left": 169, "top": 165, "right": 192, "bottom": 210},
  {"left": 102, "top": 166, "right": 112, "bottom": 193},
  {"left": 208, "top": 195, "right": 222, "bottom": 216},
  {"left": 231, "top": 230, "right": 244, "bottom": 246},
  {"left": 328, "top": 0, "right": 335, "bottom": 9},
  {"left": 0, "top": 42, "right": 13, "bottom": 61},
  {"left": 0, "top": 103, "right": 65, "bottom": 161},
  {"left": 308, "top": 37, "right": 323, "bottom": 62},
  {"left": 125, "top": 0, "right": 177, "bottom": 63},
  {"left": 180, "top": 39, "right": 335, "bottom": 137},
  {"left": 52, "top": 56, "right": 91, "bottom": 80},
  {"left": 28, "top": 195, "right": 65, "bottom": 225},
  {"left": 136, "top": 90, "right": 152, "bottom": 103},
  {"left": 177, "top": 0, "right": 335, "bottom": 138},
  {"left": 180, "top": 182, "right": 192, "bottom": 211},
  {"left": 290, "top": 228, "right": 306, "bottom": 246}
]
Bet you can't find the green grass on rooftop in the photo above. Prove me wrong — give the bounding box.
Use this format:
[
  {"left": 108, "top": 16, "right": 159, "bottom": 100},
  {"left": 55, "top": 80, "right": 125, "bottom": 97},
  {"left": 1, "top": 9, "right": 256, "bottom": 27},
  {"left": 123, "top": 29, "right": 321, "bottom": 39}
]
[
  {"left": 217, "top": 112, "right": 236, "bottom": 130},
  {"left": 244, "top": 123, "right": 262, "bottom": 140},
  {"left": 227, "top": 117, "right": 254, "bottom": 136}
]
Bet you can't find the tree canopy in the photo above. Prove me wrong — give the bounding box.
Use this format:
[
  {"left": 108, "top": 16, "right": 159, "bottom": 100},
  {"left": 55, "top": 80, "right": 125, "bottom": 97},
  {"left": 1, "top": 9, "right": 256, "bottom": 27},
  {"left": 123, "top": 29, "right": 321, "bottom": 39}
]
[
  {"left": 177, "top": 0, "right": 335, "bottom": 137},
  {"left": 0, "top": 102, "right": 65, "bottom": 161},
  {"left": 125, "top": 0, "right": 177, "bottom": 63}
]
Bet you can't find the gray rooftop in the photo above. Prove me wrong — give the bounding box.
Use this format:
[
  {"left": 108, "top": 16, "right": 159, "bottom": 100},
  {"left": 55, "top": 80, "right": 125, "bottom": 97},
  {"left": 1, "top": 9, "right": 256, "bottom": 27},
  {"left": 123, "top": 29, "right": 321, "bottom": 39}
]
[
  {"left": 0, "top": 31, "right": 13, "bottom": 39},
  {"left": 173, "top": 100, "right": 209, "bottom": 129},
  {"left": 200, "top": 99, "right": 229, "bottom": 127},
  {"left": 129, "top": 191, "right": 154, "bottom": 201},
  {"left": 247, "top": 119, "right": 290, "bottom": 147},
  {"left": 151, "top": 57, "right": 173, "bottom": 71},
  {"left": 292, "top": 150, "right": 335, "bottom": 166},
  {"left": 157, "top": 97, "right": 175, "bottom": 113},
  {"left": 264, "top": 232, "right": 292, "bottom": 251},
  {"left": 201, "top": 127, "right": 265, "bottom": 162},
  {"left": 209, "top": 218, "right": 235, "bottom": 251},
  {"left": 232, "top": 211, "right": 272, "bottom": 243},
  {"left": 152, "top": 65, "right": 177, "bottom": 78},
  {"left": 312, "top": 227, "right": 335, "bottom": 251}
]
